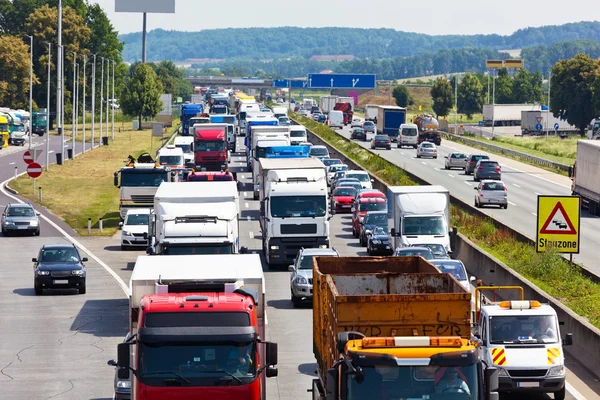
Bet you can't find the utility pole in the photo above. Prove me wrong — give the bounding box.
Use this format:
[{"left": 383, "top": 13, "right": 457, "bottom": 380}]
[
  {"left": 100, "top": 57, "right": 104, "bottom": 143},
  {"left": 487, "top": 73, "right": 490, "bottom": 104},
  {"left": 546, "top": 70, "right": 551, "bottom": 137},
  {"left": 74, "top": 62, "right": 79, "bottom": 152},
  {"left": 57, "top": 0, "right": 63, "bottom": 162},
  {"left": 82, "top": 54, "right": 86, "bottom": 153},
  {"left": 106, "top": 58, "right": 110, "bottom": 141},
  {"left": 72, "top": 52, "right": 76, "bottom": 153},
  {"left": 91, "top": 54, "right": 96, "bottom": 148},
  {"left": 61, "top": 46, "right": 65, "bottom": 161},
  {"left": 27, "top": 35, "right": 33, "bottom": 151},
  {"left": 142, "top": 13, "right": 147, "bottom": 63},
  {"left": 492, "top": 70, "right": 496, "bottom": 139},
  {"left": 454, "top": 76, "right": 458, "bottom": 133},
  {"left": 112, "top": 60, "right": 115, "bottom": 141},
  {"left": 46, "top": 42, "right": 51, "bottom": 171}
]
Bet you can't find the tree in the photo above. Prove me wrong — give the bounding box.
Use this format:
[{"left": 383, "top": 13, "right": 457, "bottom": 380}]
[
  {"left": 512, "top": 69, "right": 544, "bottom": 104},
  {"left": 494, "top": 68, "right": 513, "bottom": 104},
  {"left": 392, "top": 85, "right": 414, "bottom": 107},
  {"left": 592, "top": 75, "right": 600, "bottom": 118},
  {"left": 430, "top": 78, "right": 453, "bottom": 117},
  {"left": 550, "top": 53, "right": 600, "bottom": 136},
  {"left": 457, "top": 73, "right": 484, "bottom": 119},
  {"left": 154, "top": 60, "right": 192, "bottom": 98},
  {"left": 121, "top": 63, "right": 163, "bottom": 129},
  {"left": 0, "top": 35, "right": 38, "bottom": 108}
]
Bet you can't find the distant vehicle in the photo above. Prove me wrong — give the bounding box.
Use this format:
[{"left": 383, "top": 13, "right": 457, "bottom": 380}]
[
  {"left": 344, "top": 170, "right": 373, "bottom": 190},
  {"left": 322, "top": 158, "right": 342, "bottom": 169},
  {"left": 298, "top": 141, "right": 313, "bottom": 148},
  {"left": 309, "top": 145, "right": 329, "bottom": 160},
  {"left": 278, "top": 116, "right": 291, "bottom": 126},
  {"left": 328, "top": 110, "right": 344, "bottom": 129},
  {"left": 370, "top": 134, "right": 391, "bottom": 150},
  {"left": 359, "top": 210, "right": 388, "bottom": 247},
  {"left": 298, "top": 109, "right": 309, "bottom": 116},
  {"left": 119, "top": 208, "right": 151, "bottom": 250},
  {"left": 398, "top": 123, "right": 418, "bottom": 148},
  {"left": 352, "top": 197, "right": 387, "bottom": 237},
  {"left": 474, "top": 160, "right": 501, "bottom": 181},
  {"left": 327, "top": 164, "right": 348, "bottom": 186},
  {"left": 332, "top": 186, "right": 358, "bottom": 212},
  {"left": 393, "top": 246, "right": 434, "bottom": 259},
  {"left": 445, "top": 151, "right": 467, "bottom": 170},
  {"left": 465, "top": 154, "right": 490, "bottom": 175},
  {"left": 1, "top": 203, "right": 40, "bottom": 236},
  {"left": 409, "top": 243, "right": 450, "bottom": 259},
  {"left": 289, "top": 126, "right": 308, "bottom": 145},
  {"left": 474, "top": 180, "right": 508, "bottom": 209},
  {"left": 362, "top": 120, "right": 376, "bottom": 133},
  {"left": 430, "top": 260, "right": 472, "bottom": 290},
  {"left": 416, "top": 141, "right": 438, "bottom": 159},
  {"left": 312, "top": 112, "right": 322, "bottom": 121},
  {"left": 351, "top": 118, "right": 363, "bottom": 128},
  {"left": 367, "top": 225, "right": 393, "bottom": 256},
  {"left": 32, "top": 244, "right": 88, "bottom": 295},
  {"left": 333, "top": 178, "right": 362, "bottom": 193},
  {"left": 317, "top": 114, "right": 327, "bottom": 123},
  {"left": 351, "top": 127, "right": 366, "bottom": 141},
  {"left": 289, "top": 247, "right": 339, "bottom": 307},
  {"left": 356, "top": 189, "right": 385, "bottom": 202}
]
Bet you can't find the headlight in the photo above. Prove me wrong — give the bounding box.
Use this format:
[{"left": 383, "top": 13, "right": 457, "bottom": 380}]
[
  {"left": 3, "top": 221, "right": 14, "bottom": 225},
  {"left": 270, "top": 245, "right": 279, "bottom": 250},
  {"left": 116, "top": 380, "right": 131, "bottom": 389},
  {"left": 296, "top": 276, "right": 307, "bottom": 284},
  {"left": 30, "top": 220, "right": 39, "bottom": 226},
  {"left": 319, "top": 245, "right": 328, "bottom": 249},
  {"left": 372, "top": 239, "right": 381, "bottom": 244},
  {"left": 71, "top": 270, "right": 84, "bottom": 276},
  {"left": 36, "top": 270, "right": 50, "bottom": 276},
  {"left": 358, "top": 216, "right": 364, "bottom": 223},
  {"left": 365, "top": 229, "right": 372, "bottom": 236},
  {"left": 122, "top": 231, "right": 132, "bottom": 236},
  {"left": 548, "top": 365, "right": 565, "bottom": 376},
  {"left": 497, "top": 367, "right": 509, "bottom": 377}
]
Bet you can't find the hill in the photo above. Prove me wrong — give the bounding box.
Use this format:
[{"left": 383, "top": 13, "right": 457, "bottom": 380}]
[{"left": 119, "top": 22, "right": 600, "bottom": 62}]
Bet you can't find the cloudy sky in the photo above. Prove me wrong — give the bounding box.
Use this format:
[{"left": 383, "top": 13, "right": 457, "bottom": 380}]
[{"left": 94, "top": 0, "right": 597, "bottom": 36}]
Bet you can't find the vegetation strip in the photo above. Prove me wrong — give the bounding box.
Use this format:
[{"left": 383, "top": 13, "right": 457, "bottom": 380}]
[{"left": 292, "top": 113, "right": 600, "bottom": 328}]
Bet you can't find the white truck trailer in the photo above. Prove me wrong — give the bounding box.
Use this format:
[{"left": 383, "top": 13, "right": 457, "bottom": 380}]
[
  {"left": 319, "top": 96, "right": 339, "bottom": 114},
  {"left": 521, "top": 110, "right": 577, "bottom": 136},
  {"left": 483, "top": 104, "right": 541, "bottom": 127},
  {"left": 365, "top": 104, "right": 379, "bottom": 122},
  {"left": 570, "top": 140, "right": 600, "bottom": 215}
]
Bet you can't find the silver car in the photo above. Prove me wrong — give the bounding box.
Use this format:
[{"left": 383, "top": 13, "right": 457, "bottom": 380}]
[
  {"left": 474, "top": 180, "right": 508, "bottom": 209},
  {"left": 430, "top": 260, "right": 474, "bottom": 291},
  {"left": 416, "top": 142, "right": 438, "bottom": 159},
  {"left": 1, "top": 203, "right": 40, "bottom": 236},
  {"left": 289, "top": 247, "right": 340, "bottom": 307},
  {"left": 444, "top": 152, "right": 467, "bottom": 170}
]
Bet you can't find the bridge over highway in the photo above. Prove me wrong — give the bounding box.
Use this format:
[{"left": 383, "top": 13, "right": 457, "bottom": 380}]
[{"left": 186, "top": 76, "right": 274, "bottom": 88}]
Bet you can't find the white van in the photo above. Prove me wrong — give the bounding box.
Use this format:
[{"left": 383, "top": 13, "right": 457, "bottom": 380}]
[
  {"left": 173, "top": 136, "right": 194, "bottom": 168},
  {"left": 328, "top": 110, "right": 344, "bottom": 130},
  {"left": 398, "top": 123, "right": 418, "bottom": 148},
  {"left": 157, "top": 145, "right": 185, "bottom": 168},
  {"left": 289, "top": 125, "right": 307, "bottom": 145}
]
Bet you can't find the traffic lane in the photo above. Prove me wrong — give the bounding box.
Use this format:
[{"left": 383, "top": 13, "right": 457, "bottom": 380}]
[{"left": 0, "top": 235, "right": 128, "bottom": 400}]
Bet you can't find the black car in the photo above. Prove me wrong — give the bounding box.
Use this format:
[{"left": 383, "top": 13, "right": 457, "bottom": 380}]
[
  {"left": 370, "top": 134, "right": 392, "bottom": 150},
  {"left": 359, "top": 211, "right": 388, "bottom": 246},
  {"left": 32, "top": 244, "right": 88, "bottom": 295},
  {"left": 393, "top": 246, "right": 435, "bottom": 260},
  {"left": 351, "top": 128, "right": 367, "bottom": 141},
  {"left": 367, "top": 226, "right": 393, "bottom": 255}
]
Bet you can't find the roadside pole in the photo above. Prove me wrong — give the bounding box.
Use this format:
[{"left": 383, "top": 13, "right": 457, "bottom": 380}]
[
  {"left": 91, "top": 54, "right": 96, "bottom": 148},
  {"left": 112, "top": 60, "right": 115, "bottom": 141},
  {"left": 546, "top": 70, "right": 551, "bottom": 137},
  {"left": 71, "top": 52, "right": 76, "bottom": 155},
  {"left": 82, "top": 54, "right": 86, "bottom": 153},
  {"left": 491, "top": 70, "right": 496, "bottom": 139},
  {"left": 46, "top": 42, "right": 51, "bottom": 171}
]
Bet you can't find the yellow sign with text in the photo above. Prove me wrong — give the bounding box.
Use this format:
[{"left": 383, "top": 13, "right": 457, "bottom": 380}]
[{"left": 536, "top": 196, "right": 580, "bottom": 253}]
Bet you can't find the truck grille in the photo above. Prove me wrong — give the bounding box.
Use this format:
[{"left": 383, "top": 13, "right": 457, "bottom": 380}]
[
  {"left": 201, "top": 156, "right": 220, "bottom": 162},
  {"left": 281, "top": 224, "right": 317, "bottom": 235},
  {"left": 51, "top": 271, "right": 71, "bottom": 278},
  {"left": 130, "top": 195, "right": 154, "bottom": 204},
  {"left": 508, "top": 369, "right": 547, "bottom": 378}
]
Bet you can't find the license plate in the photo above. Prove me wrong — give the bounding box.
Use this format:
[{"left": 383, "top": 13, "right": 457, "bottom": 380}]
[
  {"left": 489, "top": 199, "right": 498, "bottom": 202},
  {"left": 53, "top": 279, "right": 69, "bottom": 284},
  {"left": 342, "top": 205, "right": 351, "bottom": 208},
  {"left": 385, "top": 246, "right": 390, "bottom": 249},
  {"left": 17, "top": 225, "right": 29, "bottom": 229},
  {"left": 517, "top": 382, "right": 539, "bottom": 388}
]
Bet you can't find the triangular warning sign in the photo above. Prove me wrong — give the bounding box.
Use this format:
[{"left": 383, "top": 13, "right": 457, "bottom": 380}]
[
  {"left": 536, "top": 117, "right": 543, "bottom": 123},
  {"left": 540, "top": 202, "right": 577, "bottom": 234}
]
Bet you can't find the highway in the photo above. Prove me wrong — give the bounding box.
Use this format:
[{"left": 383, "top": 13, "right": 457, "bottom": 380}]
[{"left": 0, "top": 134, "right": 597, "bottom": 399}]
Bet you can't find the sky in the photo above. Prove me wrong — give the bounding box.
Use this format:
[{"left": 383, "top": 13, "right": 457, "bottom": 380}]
[{"left": 94, "top": 0, "right": 598, "bottom": 36}]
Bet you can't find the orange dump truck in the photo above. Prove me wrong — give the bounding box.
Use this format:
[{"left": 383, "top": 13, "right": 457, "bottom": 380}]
[{"left": 311, "top": 256, "right": 499, "bottom": 400}]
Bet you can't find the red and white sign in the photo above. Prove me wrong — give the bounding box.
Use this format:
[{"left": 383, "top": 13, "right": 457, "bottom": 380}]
[
  {"left": 23, "top": 150, "right": 34, "bottom": 164},
  {"left": 27, "top": 162, "right": 42, "bottom": 178}
]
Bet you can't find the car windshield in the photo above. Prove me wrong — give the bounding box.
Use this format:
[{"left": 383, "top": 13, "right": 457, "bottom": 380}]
[
  {"left": 13, "top": 124, "right": 25, "bottom": 132},
  {"left": 402, "top": 128, "right": 418, "bottom": 136},
  {"left": 418, "top": 244, "right": 447, "bottom": 257},
  {"left": 126, "top": 214, "right": 149, "bottom": 225},
  {"left": 6, "top": 206, "right": 35, "bottom": 217},
  {"left": 363, "top": 122, "right": 374, "bottom": 127},
  {"left": 271, "top": 195, "right": 327, "bottom": 218},
  {"left": 290, "top": 130, "right": 305, "bottom": 137},
  {"left": 334, "top": 188, "right": 357, "bottom": 197},
  {"left": 337, "top": 179, "right": 359, "bottom": 187},
  {"left": 346, "top": 173, "right": 369, "bottom": 182},
  {"left": 482, "top": 182, "right": 505, "bottom": 190},
  {"left": 372, "top": 226, "right": 388, "bottom": 236},
  {"left": 433, "top": 261, "right": 467, "bottom": 281},
  {"left": 279, "top": 118, "right": 289, "bottom": 123},
  {"left": 299, "top": 254, "right": 335, "bottom": 270},
  {"left": 195, "top": 140, "right": 226, "bottom": 151},
  {"left": 395, "top": 249, "right": 433, "bottom": 259},
  {"left": 359, "top": 202, "right": 387, "bottom": 212},
  {"left": 365, "top": 213, "right": 387, "bottom": 225},
  {"left": 323, "top": 159, "right": 342, "bottom": 167},
  {"left": 374, "top": 135, "right": 389, "bottom": 141},
  {"left": 479, "top": 162, "right": 499, "bottom": 168},
  {"left": 40, "top": 248, "right": 80, "bottom": 263},
  {"left": 471, "top": 155, "right": 488, "bottom": 162},
  {"left": 310, "top": 147, "right": 328, "bottom": 157},
  {"left": 175, "top": 144, "right": 192, "bottom": 153},
  {"left": 402, "top": 216, "right": 446, "bottom": 235},
  {"left": 158, "top": 155, "right": 183, "bottom": 166},
  {"left": 489, "top": 315, "right": 559, "bottom": 344}
]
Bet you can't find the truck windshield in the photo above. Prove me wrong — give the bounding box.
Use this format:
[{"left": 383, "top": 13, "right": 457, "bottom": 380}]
[
  {"left": 290, "top": 130, "right": 305, "bottom": 138},
  {"left": 35, "top": 114, "right": 48, "bottom": 122},
  {"left": 121, "top": 171, "right": 169, "bottom": 187},
  {"left": 489, "top": 315, "right": 559, "bottom": 344},
  {"left": 195, "top": 140, "right": 226, "bottom": 151},
  {"left": 347, "top": 364, "right": 477, "bottom": 400},
  {"left": 158, "top": 156, "right": 184, "bottom": 166},
  {"left": 271, "top": 195, "right": 327, "bottom": 218},
  {"left": 163, "top": 244, "right": 234, "bottom": 255},
  {"left": 139, "top": 341, "right": 256, "bottom": 383},
  {"left": 12, "top": 124, "right": 25, "bottom": 132},
  {"left": 0, "top": 123, "right": 8, "bottom": 132},
  {"left": 402, "top": 216, "right": 446, "bottom": 236},
  {"left": 402, "top": 128, "right": 417, "bottom": 136},
  {"left": 175, "top": 144, "right": 192, "bottom": 154}
]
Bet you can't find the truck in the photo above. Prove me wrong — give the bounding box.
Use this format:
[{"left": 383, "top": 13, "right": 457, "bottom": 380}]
[
  {"left": 147, "top": 181, "right": 245, "bottom": 255},
  {"left": 312, "top": 256, "right": 499, "bottom": 400},
  {"left": 244, "top": 115, "right": 279, "bottom": 169},
  {"left": 319, "top": 96, "right": 339, "bottom": 114},
  {"left": 386, "top": 185, "right": 452, "bottom": 252},
  {"left": 588, "top": 118, "right": 600, "bottom": 139},
  {"left": 289, "top": 125, "right": 307, "bottom": 145},
  {"left": 521, "top": 110, "right": 577, "bottom": 136},
  {"left": 333, "top": 102, "right": 353, "bottom": 125},
  {"left": 210, "top": 114, "right": 237, "bottom": 152},
  {"left": 180, "top": 104, "right": 204, "bottom": 136},
  {"left": 482, "top": 104, "right": 541, "bottom": 127},
  {"left": 569, "top": 140, "right": 600, "bottom": 215},
  {"left": 31, "top": 110, "right": 47, "bottom": 136},
  {"left": 364, "top": 104, "right": 379, "bottom": 123},
  {"left": 336, "top": 96, "right": 354, "bottom": 110},
  {"left": 303, "top": 98, "right": 316, "bottom": 110},
  {"left": 258, "top": 158, "right": 331, "bottom": 268},
  {"left": 252, "top": 144, "right": 310, "bottom": 200},
  {"left": 377, "top": 106, "right": 407, "bottom": 142},
  {"left": 414, "top": 114, "right": 442, "bottom": 146},
  {"left": 190, "top": 94, "right": 204, "bottom": 104},
  {"left": 113, "top": 153, "right": 176, "bottom": 221},
  {"left": 193, "top": 123, "right": 228, "bottom": 171},
  {"left": 249, "top": 127, "right": 291, "bottom": 199},
  {"left": 0, "top": 111, "right": 28, "bottom": 146},
  {"left": 109, "top": 254, "right": 278, "bottom": 400},
  {"left": 271, "top": 107, "right": 287, "bottom": 120}
]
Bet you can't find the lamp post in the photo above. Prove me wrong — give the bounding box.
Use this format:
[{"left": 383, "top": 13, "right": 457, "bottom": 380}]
[
  {"left": 106, "top": 58, "right": 110, "bottom": 141},
  {"left": 112, "top": 60, "right": 115, "bottom": 141},
  {"left": 74, "top": 62, "right": 79, "bottom": 152},
  {"left": 82, "top": 54, "right": 86, "bottom": 152},
  {"left": 91, "top": 54, "right": 96, "bottom": 148},
  {"left": 26, "top": 35, "right": 33, "bottom": 150},
  {"left": 491, "top": 70, "right": 496, "bottom": 139},
  {"left": 57, "top": 0, "right": 63, "bottom": 162},
  {"left": 71, "top": 52, "right": 77, "bottom": 154},
  {"left": 100, "top": 56, "right": 104, "bottom": 143},
  {"left": 46, "top": 42, "right": 51, "bottom": 171}
]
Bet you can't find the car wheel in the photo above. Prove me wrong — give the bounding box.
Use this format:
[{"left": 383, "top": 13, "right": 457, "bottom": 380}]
[
  {"left": 554, "top": 387, "right": 565, "bottom": 400},
  {"left": 474, "top": 199, "right": 480, "bottom": 208},
  {"left": 416, "top": 154, "right": 421, "bottom": 158},
  {"left": 35, "top": 229, "right": 40, "bottom": 236},
  {"left": 79, "top": 280, "right": 86, "bottom": 295},
  {"left": 504, "top": 204, "right": 508, "bottom": 209},
  {"left": 444, "top": 165, "right": 449, "bottom": 169},
  {"left": 34, "top": 283, "right": 43, "bottom": 295},
  {"left": 120, "top": 244, "right": 127, "bottom": 251},
  {"left": 434, "top": 156, "right": 438, "bottom": 159},
  {"left": 291, "top": 292, "right": 301, "bottom": 308}
]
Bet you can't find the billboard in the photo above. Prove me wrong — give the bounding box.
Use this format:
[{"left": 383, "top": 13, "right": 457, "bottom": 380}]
[
  {"left": 505, "top": 59, "right": 524, "bottom": 69},
  {"left": 115, "top": 0, "right": 175, "bottom": 13},
  {"left": 486, "top": 60, "right": 503, "bottom": 69}
]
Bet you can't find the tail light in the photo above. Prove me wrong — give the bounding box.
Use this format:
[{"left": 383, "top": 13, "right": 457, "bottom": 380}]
[
  {"left": 496, "top": 166, "right": 501, "bottom": 171},
  {"left": 470, "top": 161, "right": 475, "bottom": 164},
  {"left": 478, "top": 166, "right": 484, "bottom": 170},
  {"left": 503, "top": 186, "right": 507, "bottom": 191}
]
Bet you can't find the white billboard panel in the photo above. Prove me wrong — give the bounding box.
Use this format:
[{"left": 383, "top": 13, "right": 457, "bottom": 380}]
[{"left": 115, "top": 0, "right": 175, "bottom": 13}]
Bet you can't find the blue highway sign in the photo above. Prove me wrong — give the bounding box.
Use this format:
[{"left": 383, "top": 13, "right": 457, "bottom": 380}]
[
  {"left": 273, "top": 79, "right": 309, "bottom": 88},
  {"left": 554, "top": 123, "right": 560, "bottom": 131},
  {"left": 308, "top": 73, "right": 376, "bottom": 89},
  {"left": 273, "top": 79, "right": 288, "bottom": 88},
  {"left": 536, "top": 123, "right": 543, "bottom": 131}
]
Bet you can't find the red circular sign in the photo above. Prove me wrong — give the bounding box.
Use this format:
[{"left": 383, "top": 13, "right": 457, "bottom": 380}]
[
  {"left": 27, "top": 162, "right": 42, "bottom": 178},
  {"left": 23, "top": 150, "right": 33, "bottom": 164}
]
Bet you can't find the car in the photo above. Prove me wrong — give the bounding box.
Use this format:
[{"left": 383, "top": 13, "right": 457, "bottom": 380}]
[
  {"left": 289, "top": 247, "right": 340, "bottom": 307},
  {"left": 351, "top": 118, "right": 363, "bottom": 128},
  {"left": 370, "top": 134, "right": 392, "bottom": 150},
  {"left": 310, "top": 145, "right": 330, "bottom": 160},
  {"left": 278, "top": 116, "right": 291, "bottom": 126},
  {"left": 474, "top": 160, "right": 501, "bottom": 181},
  {"left": 298, "top": 141, "right": 313, "bottom": 149},
  {"left": 474, "top": 180, "right": 508, "bottom": 209},
  {"left": 362, "top": 120, "right": 376, "bottom": 133},
  {"left": 327, "top": 164, "right": 348, "bottom": 185},
  {"left": 465, "top": 154, "right": 490, "bottom": 175},
  {"left": 276, "top": 98, "right": 284, "bottom": 104},
  {"left": 317, "top": 114, "right": 328, "bottom": 123},
  {"left": 416, "top": 141, "right": 438, "bottom": 159},
  {"left": 444, "top": 152, "right": 467, "bottom": 170},
  {"left": 32, "top": 244, "right": 88, "bottom": 295},
  {"left": 344, "top": 170, "right": 373, "bottom": 189},
  {"left": 430, "top": 260, "right": 473, "bottom": 290},
  {"left": 356, "top": 189, "right": 386, "bottom": 201},
  {"left": 120, "top": 208, "right": 151, "bottom": 250},
  {"left": 332, "top": 186, "right": 358, "bottom": 212},
  {"left": 298, "top": 109, "right": 309, "bottom": 116},
  {"left": 322, "top": 158, "right": 342, "bottom": 169},
  {"left": 1, "top": 203, "right": 40, "bottom": 236},
  {"left": 352, "top": 197, "right": 387, "bottom": 237},
  {"left": 312, "top": 112, "right": 322, "bottom": 121},
  {"left": 359, "top": 210, "right": 388, "bottom": 246},
  {"left": 110, "top": 333, "right": 132, "bottom": 400},
  {"left": 351, "top": 127, "right": 367, "bottom": 141},
  {"left": 367, "top": 226, "right": 393, "bottom": 256},
  {"left": 333, "top": 178, "right": 362, "bottom": 193},
  {"left": 409, "top": 243, "right": 450, "bottom": 259},
  {"left": 393, "top": 246, "right": 435, "bottom": 260}
]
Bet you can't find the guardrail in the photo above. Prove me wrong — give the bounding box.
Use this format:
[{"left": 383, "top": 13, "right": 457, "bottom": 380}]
[{"left": 443, "top": 132, "right": 572, "bottom": 173}]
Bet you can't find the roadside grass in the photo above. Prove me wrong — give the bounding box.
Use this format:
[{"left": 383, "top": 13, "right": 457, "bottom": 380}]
[
  {"left": 492, "top": 135, "right": 577, "bottom": 161},
  {"left": 10, "top": 121, "right": 179, "bottom": 236},
  {"left": 292, "top": 112, "right": 600, "bottom": 329}
]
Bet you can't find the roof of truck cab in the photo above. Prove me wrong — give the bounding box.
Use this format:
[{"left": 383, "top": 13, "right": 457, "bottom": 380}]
[
  {"left": 142, "top": 292, "right": 256, "bottom": 314},
  {"left": 388, "top": 185, "right": 449, "bottom": 195},
  {"left": 482, "top": 302, "right": 557, "bottom": 317},
  {"left": 259, "top": 158, "right": 324, "bottom": 169},
  {"left": 155, "top": 181, "right": 237, "bottom": 199}
]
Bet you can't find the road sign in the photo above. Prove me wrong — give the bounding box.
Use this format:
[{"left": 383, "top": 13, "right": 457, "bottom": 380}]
[
  {"left": 23, "top": 150, "right": 34, "bottom": 164},
  {"left": 307, "top": 73, "right": 376, "bottom": 89},
  {"left": 486, "top": 60, "right": 503, "bottom": 69},
  {"left": 536, "top": 123, "right": 543, "bottom": 131},
  {"left": 554, "top": 123, "right": 560, "bottom": 131},
  {"left": 536, "top": 196, "right": 580, "bottom": 253},
  {"left": 535, "top": 116, "right": 543, "bottom": 124},
  {"left": 273, "top": 79, "right": 309, "bottom": 89},
  {"left": 26, "top": 162, "right": 42, "bottom": 178},
  {"left": 273, "top": 79, "right": 288, "bottom": 88},
  {"left": 505, "top": 59, "right": 524, "bottom": 69}
]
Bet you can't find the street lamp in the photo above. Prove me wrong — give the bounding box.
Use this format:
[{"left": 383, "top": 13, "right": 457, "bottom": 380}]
[
  {"left": 26, "top": 35, "right": 33, "bottom": 150},
  {"left": 72, "top": 51, "right": 77, "bottom": 154},
  {"left": 100, "top": 56, "right": 104, "bottom": 143},
  {"left": 82, "top": 54, "right": 86, "bottom": 153},
  {"left": 45, "top": 42, "right": 51, "bottom": 171},
  {"left": 112, "top": 60, "right": 115, "bottom": 141},
  {"left": 106, "top": 58, "right": 110, "bottom": 141},
  {"left": 91, "top": 54, "right": 96, "bottom": 148}
]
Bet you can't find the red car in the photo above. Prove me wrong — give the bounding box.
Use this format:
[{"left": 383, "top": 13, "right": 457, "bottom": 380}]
[
  {"left": 332, "top": 186, "right": 358, "bottom": 212},
  {"left": 356, "top": 189, "right": 386, "bottom": 202},
  {"left": 352, "top": 197, "right": 388, "bottom": 237}
]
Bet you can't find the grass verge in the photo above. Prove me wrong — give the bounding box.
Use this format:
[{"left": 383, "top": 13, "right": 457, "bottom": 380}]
[
  {"left": 10, "top": 121, "right": 179, "bottom": 236},
  {"left": 292, "top": 112, "right": 600, "bottom": 329}
]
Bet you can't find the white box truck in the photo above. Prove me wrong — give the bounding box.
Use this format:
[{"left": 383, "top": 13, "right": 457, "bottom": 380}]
[
  {"left": 258, "top": 158, "right": 331, "bottom": 268},
  {"left": 148, "top": 181, "right": 245, "bottom": 255},
  {"left": 571, "top": 140, "right": 600, "bottom": 215},
  {"left": 365, "top": 104, "right": 379, "bottom": 122},
  {"left": 483, "top": 104, "right": 541, "bottom": 127},
  {"left": 250, "top": 127, "right": 291, "bottom": 199},
  {"left": 521, "top": 110, "right": 577, "bottom": 136},
  {"left": 386, "top": 185, "right": 451, "bottom": 252},
  {"left": 319, "top": 96, "right": 339, "bottom": 114}
]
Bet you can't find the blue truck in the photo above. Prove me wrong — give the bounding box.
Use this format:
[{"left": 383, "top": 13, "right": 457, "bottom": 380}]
[
  {"left": 180, "top": 104, "right": 204, "bottom": 136},
  {"left": 376, "top": 106, "right": 406, "bottom": 142},
  {"left": 244, "top": 117, "right": 280, "bottom": 170},
  {"left": 264, "top": 146, "right": 310, "bottom": 159}
]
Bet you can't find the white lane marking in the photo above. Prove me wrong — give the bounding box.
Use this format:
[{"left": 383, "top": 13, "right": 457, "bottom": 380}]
[
  {"left": 508, "top": 201, "right": 517, "bottom": 206},
  {"left": 464, "top": 181, "right": 472, "bottom": 186},
  {"left": 448, "top": 174, "right": 454, "bottom": 178},
  {"left": 566, "top": 381, "right": 588, "bottom": 400},
  {"left": 49, "top": 151, "right": 54, "bottom": 154},
  {"left": 9, "top": 162, "right": 15, "bottom": 165},
  {"left": 247, "top": 216, "right": 251, "bottom": 222},
  {"left": 532, "top": 213, "right": 537, "bottom": 216},
  {"left": 421, "top": 161, "right": 427, "bottom": 165},
  {"left": 400, "top": 152, "right": 405, "bottom": 155},
  {"left": 513, "top": 183, "right": 521, "bottom": 188},
  {"left": 245, "top": 202, "right": 249, "bottom": 208},
  {"left": 434, "top": 168, "right": 441, "bottom": 171},
  {"left": 0, "top": 175, "right": 129, "bottom": 296},
  {"left": 249, "top": 231, "right": 254, "bottom": 239}
]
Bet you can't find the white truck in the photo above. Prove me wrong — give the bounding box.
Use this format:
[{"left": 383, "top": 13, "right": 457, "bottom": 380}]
[
  {"left": 272, "top": 106, "right": 288, "bottom": 120},
  {"left": 289, "top": 125, "right": 307, "bottom": 145},
  {"left": 250, "top": 127, "right": 291, "bottom": 199},
  {"left": 521, "top": 110, "right": 577, "bottom": 136},
  {"left": 173, "top": 136, "right": 194, "bottom": 168},
  {"left": 303, "top": 98, "right": 316, "bottom": 110},
  {"left": 588, "top": 118, "right": 600, "bottom": 139},
  {"left": 483, "top": 104, "right": 541, "bottom": 127},
  {"left": 386, "top": 185, "right": 451, "bottom": 252},
  {"left": 148, "top": 181, "right": 246, "bottom": 255},
  {"left": 365, "top": 104, "right": 379, "bottom": 122},
  {"left": 319, "top": 96, "right": 339, "bottom": 114},
  {"left": 258, "top": 158, "right": 331, "bottom": 268},
  {"left": 570, "top": 140, "right": 600, "bottom": 215}
]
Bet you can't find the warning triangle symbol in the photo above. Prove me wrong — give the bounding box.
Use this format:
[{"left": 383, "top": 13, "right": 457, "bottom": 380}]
[
  {"left": 540, "top": 202, "right": 577, "bottom": 234},
  {"left": 536, "top": 116, "right": 543, "bottom": 123}
]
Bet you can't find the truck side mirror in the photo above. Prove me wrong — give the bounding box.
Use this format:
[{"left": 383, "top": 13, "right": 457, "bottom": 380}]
[
  {"left": 485, "top": 366, "right": 499, "bottom": 393},
  {"left": 390, "top": 228, "right": 396, "bottom": 237},
  {"left": 113, "top": 172, "right": 119, "bottom": 187},
  {"left": 142, "top": 232, "right": 148, "bottom": 240},
  {"left": 265, "top": 342, "right": 278, "bottom": 366},
  {"left": 563, "top": 333, "right": 573, "bottom": 346},
  {"left": 116, "top": 342, "right": 131, "bottom": 379},
  {"left": 260, "top": 201, "right": 265, "bottom": 216},
  {"left": 239, "top": 246, "right": 248, "bottom": 254},
  {"left": 146, "top": 246, "right": 155, "bottom": 255}
]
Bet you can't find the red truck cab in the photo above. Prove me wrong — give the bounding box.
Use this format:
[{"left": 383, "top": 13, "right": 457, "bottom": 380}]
[
  {"left": 334, "top": 102, "right": 354, "bottom": 125},
  {"left": 187, "top": 170, "right": 235, "bottom": 182},
  {"left": 194, "top": 127, "right": 228, "bottom": 171}
]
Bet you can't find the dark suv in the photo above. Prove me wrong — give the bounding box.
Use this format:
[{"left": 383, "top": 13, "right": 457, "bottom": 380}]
[
  {"left": 1, "top": 203, "right": 40, "bottom": 236},
  {"left": 465, "top": 154, "right": 490, "bottom": 175},
  {"left": 474, "top": 160, "right": 501, "bottom": 181},
  {"left": 32, "top": 244, "right": 88, "bottom": 295}
]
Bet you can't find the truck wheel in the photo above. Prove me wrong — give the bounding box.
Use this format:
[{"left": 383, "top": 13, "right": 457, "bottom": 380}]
[
  {"left": 554, "top": 387, "right": 565, "bottom": 400},
  {"left": 291, "top": 293, "right": 301, "bottom": 308}
]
